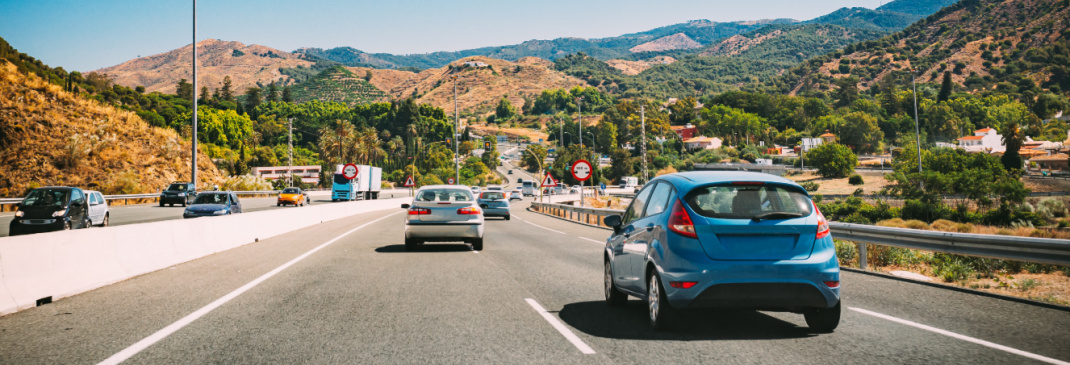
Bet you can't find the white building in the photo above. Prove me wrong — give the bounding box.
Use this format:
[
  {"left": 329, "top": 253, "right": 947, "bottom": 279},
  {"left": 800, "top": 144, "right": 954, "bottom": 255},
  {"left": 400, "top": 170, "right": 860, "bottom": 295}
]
[
  {"left": 683, "top": 136, "right": 723, "bottom": 150},
  {"left": 957, "top": 127, "right": 1004, "bottom": 153},
  {"left": 251, "top": 165, "right": 321, "bottom": 184},
  {"left": 464, "top": 61, "right": 489, "bottom": 68}
]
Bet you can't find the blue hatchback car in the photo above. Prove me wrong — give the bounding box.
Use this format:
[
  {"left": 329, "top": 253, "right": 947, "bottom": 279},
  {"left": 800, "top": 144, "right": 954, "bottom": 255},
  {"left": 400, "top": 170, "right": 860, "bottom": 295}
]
[{"left": 603, "top": 171, "right": 840, "bottom": 331}]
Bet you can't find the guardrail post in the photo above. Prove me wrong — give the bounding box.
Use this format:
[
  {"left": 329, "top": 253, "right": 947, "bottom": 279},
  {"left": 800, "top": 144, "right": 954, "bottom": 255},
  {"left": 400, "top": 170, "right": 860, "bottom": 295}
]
[{"left": 857, "top": 242, "right": 867, "bottom": 270}]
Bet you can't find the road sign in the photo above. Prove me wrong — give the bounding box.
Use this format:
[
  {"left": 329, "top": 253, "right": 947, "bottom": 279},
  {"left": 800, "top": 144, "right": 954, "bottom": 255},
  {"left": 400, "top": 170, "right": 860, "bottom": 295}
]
[
  {"left": 541, "top": 172, "right": 557, "bottom": 187},
  {"left": 403, "top": 176, "right": 415, "bottom": 187},
  {"left": 600, "top": 182, "right": 606, "bottom": 190},
  {"left": 447, "top": 177, "right": 456, "bottom": 185},
  {"left": 571, "top": 160, "right": 592, "bottom": 181},
  {"left": 342, "top": 164, "right": 359, "bottom": 180}
]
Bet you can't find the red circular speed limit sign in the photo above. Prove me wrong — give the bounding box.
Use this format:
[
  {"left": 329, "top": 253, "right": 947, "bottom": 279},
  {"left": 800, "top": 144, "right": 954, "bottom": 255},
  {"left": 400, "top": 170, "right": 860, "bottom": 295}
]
[
  {"left": 447, "top": 177, "right": 456, "bottom": 185},
  {"left": 342, "top": 164, "right": 359, "bottom": 180},
  {"left": 571, "top": 160, "right": 592, "bottom": 181}
]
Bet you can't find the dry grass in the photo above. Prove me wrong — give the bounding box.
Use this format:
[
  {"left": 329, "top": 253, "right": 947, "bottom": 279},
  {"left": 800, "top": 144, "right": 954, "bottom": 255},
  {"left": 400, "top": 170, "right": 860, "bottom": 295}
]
[
  {"left": 870, "top": 260, "right": 1070, "bottom": 306},
  {"left": 787, "top": 170, "right": 892, "bottom": 195},
  {"left": 584, "top": 196, "right": 628, "bottom": 210},
  {"left": 0, "top": 61, "right": 224, "bottom": 197},
  {"left": 875, "top": 218, "right": 1070, "bottom": 239}
]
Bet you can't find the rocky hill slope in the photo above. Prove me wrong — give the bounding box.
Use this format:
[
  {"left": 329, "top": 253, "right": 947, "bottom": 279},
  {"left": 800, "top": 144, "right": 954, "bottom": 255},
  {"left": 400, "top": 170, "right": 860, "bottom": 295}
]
[
  {"left": 96, "top": 39, "right": 314, "bottom": 94},
  {"left": 0, "top": 61, "right": 222, "bottom": 197},
  {"left": 288, "top": 66, "right": 390, "bottom": 106}
]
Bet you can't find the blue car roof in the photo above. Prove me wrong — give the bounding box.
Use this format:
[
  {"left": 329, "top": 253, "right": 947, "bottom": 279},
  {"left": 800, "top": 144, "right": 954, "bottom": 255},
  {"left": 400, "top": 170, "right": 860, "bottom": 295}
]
[{"left": 651, "top": 171, "right": 804, "bottom": 193}]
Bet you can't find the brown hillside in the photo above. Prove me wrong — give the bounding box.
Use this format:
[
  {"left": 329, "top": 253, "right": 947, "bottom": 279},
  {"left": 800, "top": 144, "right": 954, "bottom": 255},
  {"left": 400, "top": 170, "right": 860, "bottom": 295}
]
[
  {"left": 0, "top": 61, "right": 223, "bottom": 197},
  {"left": 701, "top": 29, "right": 786, "bottom": 57},
  {"left": 629, "top": 33, "right": 702, "bottom": 53},
  {"left": 606, "top": 56, "right": 677, "bottom": 75},
  {"left": 97, "top": 39, "right": 313, "bottom": 94},
  {"left": 352, "top": 56, "right": 586, "bottom": 114},
  {"left": 789, "top": 0, "right": 1070, "bottom": 93}
]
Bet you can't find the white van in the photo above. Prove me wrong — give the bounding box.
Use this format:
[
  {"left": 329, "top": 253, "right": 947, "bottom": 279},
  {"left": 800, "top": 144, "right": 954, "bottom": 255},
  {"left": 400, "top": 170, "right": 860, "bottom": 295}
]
[{"left": 618, "top": 176, "right": 639, "bottom": 189}]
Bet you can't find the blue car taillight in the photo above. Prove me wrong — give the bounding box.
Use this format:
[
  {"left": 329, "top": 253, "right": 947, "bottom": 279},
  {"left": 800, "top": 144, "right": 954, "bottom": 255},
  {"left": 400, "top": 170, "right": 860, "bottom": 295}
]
[
  {"left": 814, "top": 202, "right": 830, "bottom": 239},
  {"left": 668, "top": 199, "right": 697, "bottom": 238}
]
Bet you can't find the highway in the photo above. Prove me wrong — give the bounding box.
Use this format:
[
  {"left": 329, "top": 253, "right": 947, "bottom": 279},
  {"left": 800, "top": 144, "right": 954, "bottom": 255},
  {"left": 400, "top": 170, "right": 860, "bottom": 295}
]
[
  {"left": 1, "top": 199, "right": 1068, "bottom": 364},
  {"left": 0, "top": 190, "right": 411, "bottom": 237}
]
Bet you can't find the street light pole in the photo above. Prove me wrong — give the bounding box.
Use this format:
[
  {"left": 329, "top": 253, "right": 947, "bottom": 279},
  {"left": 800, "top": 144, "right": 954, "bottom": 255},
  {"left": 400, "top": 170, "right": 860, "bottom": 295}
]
[
  {"left": 288, "top": 117, "right": 293, "bottom": 187},
  {"left": 576, "top": 97, "right": 584, "bottom": 147},
  {"left": 191, "top": 0, "right": 198, "bottom": 189},
  {"left": 453, "top": 74, "right": 460, "bottom": 184},
  {"left": 641, "top": 105, "right": 648, "bottom": 184}
]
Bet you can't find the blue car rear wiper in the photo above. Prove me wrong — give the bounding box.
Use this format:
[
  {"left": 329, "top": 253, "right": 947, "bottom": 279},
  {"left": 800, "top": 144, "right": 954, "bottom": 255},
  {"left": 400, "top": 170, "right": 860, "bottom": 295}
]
[{"left": 751, "top": 212, "right": 804, "bottom": 221}]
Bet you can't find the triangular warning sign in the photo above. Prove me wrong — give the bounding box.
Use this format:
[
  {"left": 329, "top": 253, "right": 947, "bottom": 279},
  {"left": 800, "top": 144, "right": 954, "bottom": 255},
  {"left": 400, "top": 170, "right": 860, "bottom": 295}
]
[
  {"left": 541, "top": 172, "right": 558, "bottom": 187},
  {"left": 403, "top": 176, "right": 415, "bottom": 187}
]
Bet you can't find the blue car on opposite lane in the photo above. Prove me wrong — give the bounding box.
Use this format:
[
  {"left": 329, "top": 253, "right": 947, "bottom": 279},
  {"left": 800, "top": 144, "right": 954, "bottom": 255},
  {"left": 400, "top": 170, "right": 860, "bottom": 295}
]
[{"left": 603, "top": 171, "right": 840, "bottom": 331}]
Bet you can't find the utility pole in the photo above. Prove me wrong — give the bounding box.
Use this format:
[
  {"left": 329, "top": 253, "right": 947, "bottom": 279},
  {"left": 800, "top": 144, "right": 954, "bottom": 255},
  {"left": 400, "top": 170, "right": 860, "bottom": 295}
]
[
  {"left": 191, "top": 0, "right": 198, "bottom": 189},
  {"left": 912, "top": 70, "right": 923, "bottom": 173},
  {"left": 454, "top": 74, "right": 460, "bottom": 184},
  {"left": 641, "top": 105, "right": 648, "bottom": 184},
  {"left": 288, "top": 118, "right": 293, "bottom": 187},
  {"left": 559, "top": 118, "right": 563, "bottom": 149},
  {"left": 577, "top": 97, "right": 583, "bottom": 147}
]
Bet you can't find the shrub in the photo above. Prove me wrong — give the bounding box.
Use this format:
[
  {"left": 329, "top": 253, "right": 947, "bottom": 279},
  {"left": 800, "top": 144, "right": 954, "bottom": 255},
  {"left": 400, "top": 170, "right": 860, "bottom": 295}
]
[
  {"left": 806, "top": 143, "right": 857, "bottom": 178},
  {"left": 801, "top": 181, "right": 820, "bottom": 192},
  {"left": 852, "top": 188, "right": 864, "bottom": 196},
  {"left": 903, "top": 220, "right": 931, "bottom": 230},
  {"left": 848, "top": 174, "right": 864, "bottom": 185},
  {"left": 931, "top": 253, "right": 975, "bottom": 283},
  {"left": 834, "top": 240, "right": 858, "bottom": 267}
]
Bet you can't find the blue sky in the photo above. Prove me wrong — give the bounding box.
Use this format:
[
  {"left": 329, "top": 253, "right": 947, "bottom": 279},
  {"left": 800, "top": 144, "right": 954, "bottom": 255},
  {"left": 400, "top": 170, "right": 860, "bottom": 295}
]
[{"left": 1, "top": 0, "right": 884, "bottom": 72}]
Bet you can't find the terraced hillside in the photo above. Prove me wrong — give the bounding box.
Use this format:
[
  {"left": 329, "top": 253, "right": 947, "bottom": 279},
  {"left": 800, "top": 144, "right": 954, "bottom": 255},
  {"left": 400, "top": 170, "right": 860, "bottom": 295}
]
[{"left": 288, "top": 66, "right": 390, "bottom": 106}]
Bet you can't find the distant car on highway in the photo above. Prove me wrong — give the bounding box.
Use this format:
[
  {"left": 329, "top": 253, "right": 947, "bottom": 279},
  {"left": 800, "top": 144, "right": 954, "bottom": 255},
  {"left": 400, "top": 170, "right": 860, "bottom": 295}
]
[
  {"left": 470, "top": 186, "right": 481, "bottom": 196},
  {"left": 485, "top": 185, "right": 503, "bottom": 192},
  {"left": 569, "top": 185, "right": 581, "bottom": 194},
  {"left": 160, "top": 181, "right": 197, "bottom": 207},
  {"left": 402, "top": 186, "right": 484, "bottom": 251},
  {"left": 277, "top": 187, "right": 310, "bottom": 207},
  {"left": 183, "top": 192, "right": 243, "bottom": 218},
  {"left": 507, "top": 170, "right": 513, "bottom": 174},
  {"left": 83, "top": 190, "right": 110, "bottom": 227},
  {"left": 510, "top": 190, "right": 522, "bottom": 201},
  {"left": 603, "top": 171, "right": 840, "bottom": 332},
  {"left": 478, "top": 191, "right": 510, "bottom": 220},
  {"left": 9, "top": 186, "right": 92, "bottom": 235}
]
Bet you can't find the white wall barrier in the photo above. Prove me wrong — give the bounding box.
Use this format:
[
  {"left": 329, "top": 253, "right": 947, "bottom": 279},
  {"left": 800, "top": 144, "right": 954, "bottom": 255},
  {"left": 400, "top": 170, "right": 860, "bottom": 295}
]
[{"left": 0, "top": 197, "right": 409, "bottom": 316}]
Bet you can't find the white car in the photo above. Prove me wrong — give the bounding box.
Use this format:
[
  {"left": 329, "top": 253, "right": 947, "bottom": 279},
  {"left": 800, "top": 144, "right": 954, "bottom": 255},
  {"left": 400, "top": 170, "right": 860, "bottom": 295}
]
[
  {"left": 403, "top": 186, "right": 485, "bottom": 251},
  {"left": 83, "top": 190, "right": 110, "bottom": 227},
  {"left": 569, "top": 185, "right": 581, "bottom": 194},
  {"left": 509, "top": 190, "right": 522, "bottom": 201}
]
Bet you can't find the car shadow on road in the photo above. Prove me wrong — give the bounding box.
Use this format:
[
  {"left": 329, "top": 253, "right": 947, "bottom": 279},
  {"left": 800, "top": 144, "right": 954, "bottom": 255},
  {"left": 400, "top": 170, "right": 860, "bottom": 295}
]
[
  {"left": 557, "top": 301, "right": 815, "bottom": 341},
  {"left": 374, "top": 244, "right": 473, "bottom": 253}
]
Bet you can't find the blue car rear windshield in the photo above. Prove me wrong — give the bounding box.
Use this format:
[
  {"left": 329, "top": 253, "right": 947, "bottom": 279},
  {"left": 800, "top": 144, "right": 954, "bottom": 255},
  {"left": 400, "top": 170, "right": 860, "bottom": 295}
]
[{"left": 684, "top": 184, "right": 812, "bottom": 219}]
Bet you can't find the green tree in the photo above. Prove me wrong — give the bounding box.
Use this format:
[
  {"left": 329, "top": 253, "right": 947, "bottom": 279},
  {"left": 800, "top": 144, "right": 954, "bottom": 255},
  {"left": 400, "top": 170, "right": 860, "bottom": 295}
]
[
  {"left": 839, "top": 112, "right": 884, "bottom": 154},
  {"left": 220, "top": 76, "right": 235, "bottom": 103},
  {"left": 244, "top": 87, "right": 262, "bottom": 119},
  {"left": 807, "top": 143, "right": 857, "bottom": 178},
  {"left": 176, "top": 78, "right": 193, "bottom": 101},
  {"left": 1001, "top": 123, "right": 1023, "bottom": 172},
  {"left": 198, "top": 86, "right": 211, "bottom": 105},
  {"left": 608, "top": 147, "right": 636, "bottom": 183},
  {"left": 833, "top": 76, "right": 860, "bottom": 108},
  {"left": 521, "top": 144, "right": 547, "bottom": 172},
  {"left": 364, "top": 70, "right": 373, "bottom": 82},
  {"left": 265, "top": 82, "right": 279, "bottom": 102},
  {"left": 282, "top": 86, "right": 293, "bottom": 103},
  {"left": 495, "top": 97, "right": 517, "bottom": 120},
  {"left": 937, "top": 71, "right": 953, "bottom": 102},
  {"left": 668, "top": 97, "right": 698, "bottom": 125}
]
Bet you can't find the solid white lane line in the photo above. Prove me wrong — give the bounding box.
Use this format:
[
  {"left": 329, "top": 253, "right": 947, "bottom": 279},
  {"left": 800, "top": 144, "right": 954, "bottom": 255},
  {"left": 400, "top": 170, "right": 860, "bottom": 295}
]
[
  {"left": 849, "top": 307, "right": 1070, "bottom": 365},
  {"left": 525, "top": 298, "right": 596, "bottom": 355},
  {"left": 97, "top": 212, "right": 403, "bottom": 365}
]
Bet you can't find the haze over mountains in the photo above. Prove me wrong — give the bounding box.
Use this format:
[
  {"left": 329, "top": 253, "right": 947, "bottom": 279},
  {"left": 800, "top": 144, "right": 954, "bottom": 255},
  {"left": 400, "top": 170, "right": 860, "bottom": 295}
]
[{"left": 93, "top": 0, "right": 959, "bottom": 112}]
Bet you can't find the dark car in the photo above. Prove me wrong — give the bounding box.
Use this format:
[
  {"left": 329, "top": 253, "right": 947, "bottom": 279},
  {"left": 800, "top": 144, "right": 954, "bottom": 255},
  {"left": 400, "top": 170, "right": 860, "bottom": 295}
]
[
  {"left": 9, "top": 187, "right": 92, "bottom": 236},
  {"left": 183, "top": 192, "right": 242, "bottom": 218},
  {"left": 160, "top": 182, "right": 197, "bottom": 207}
]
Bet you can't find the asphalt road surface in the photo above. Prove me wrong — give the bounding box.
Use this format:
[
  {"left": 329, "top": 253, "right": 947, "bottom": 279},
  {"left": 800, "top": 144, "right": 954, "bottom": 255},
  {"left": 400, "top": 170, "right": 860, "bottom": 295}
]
[
  {"left": 1, "top": 199, "right": 1068, "bottom": 364},
  {"left": 0, "top": 190, "right": 410, "bottom": 237}
]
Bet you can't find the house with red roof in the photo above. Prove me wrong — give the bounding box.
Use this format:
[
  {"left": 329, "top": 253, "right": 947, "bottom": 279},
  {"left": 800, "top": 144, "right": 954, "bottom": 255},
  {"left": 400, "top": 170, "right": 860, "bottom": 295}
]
[{"left": 957, "top": 127, "right": 1004, "bottom": 153}]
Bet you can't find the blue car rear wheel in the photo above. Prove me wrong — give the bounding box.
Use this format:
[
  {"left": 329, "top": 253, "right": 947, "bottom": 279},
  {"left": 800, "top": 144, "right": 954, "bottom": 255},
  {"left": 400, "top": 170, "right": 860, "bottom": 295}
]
[
  {"left": 648, "top": 271, "right": 676, "bottom": 330},
  {"left": 805, "top": 300, "right": 841, "bottom": 333}
]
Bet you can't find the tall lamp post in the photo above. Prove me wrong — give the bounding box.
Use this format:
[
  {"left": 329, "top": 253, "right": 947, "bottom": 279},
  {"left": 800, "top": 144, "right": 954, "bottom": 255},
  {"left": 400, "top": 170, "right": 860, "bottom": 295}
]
[
  {"left": 453, "top": 74, "right": 460, "bottom": 184},
  {"left": 576, "top": 97, "right": 584, "bottom": 147},
  {"left": 191, "top": 0, "right": 198, "bottom": 189}
]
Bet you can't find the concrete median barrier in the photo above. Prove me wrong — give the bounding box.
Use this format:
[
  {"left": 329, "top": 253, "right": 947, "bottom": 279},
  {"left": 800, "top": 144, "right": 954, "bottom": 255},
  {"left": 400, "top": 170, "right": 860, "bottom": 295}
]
[{"left": 0, "top": 197, "right": 409, "bottom": 316}]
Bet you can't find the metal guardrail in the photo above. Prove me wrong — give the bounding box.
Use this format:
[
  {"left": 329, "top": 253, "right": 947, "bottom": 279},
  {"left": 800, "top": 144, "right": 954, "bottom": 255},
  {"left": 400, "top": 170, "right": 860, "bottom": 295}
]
[
  {"left": 530, "top": 202, "right": 1070, "bottom": 267},
  {"left": 0, "top": 190, "right": 280, "bottom": 212}
]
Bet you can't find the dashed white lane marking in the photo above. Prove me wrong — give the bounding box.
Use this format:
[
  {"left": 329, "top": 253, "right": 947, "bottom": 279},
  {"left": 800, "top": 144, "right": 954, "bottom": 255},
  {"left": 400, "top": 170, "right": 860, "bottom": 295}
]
[
  {"left": 97, "top": 211, "right": 403, "bottom": 365},
  {"left": 578, "top": 237, "right": 603, "bottom": 245},
  {"left": 849, "top": 307, "right": 1070, "bottom": 365},
  {"left": 525, "top": 298, "right": 596, "bottom": 355},
  {"left": 513, "top": 216, "right": 566, "bottom": 234}
]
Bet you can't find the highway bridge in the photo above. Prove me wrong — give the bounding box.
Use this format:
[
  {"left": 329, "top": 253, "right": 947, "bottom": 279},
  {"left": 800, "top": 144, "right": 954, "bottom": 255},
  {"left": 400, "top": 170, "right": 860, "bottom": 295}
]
[{"left": 1, "top": 194, "right": 1068, "bottom": 364}]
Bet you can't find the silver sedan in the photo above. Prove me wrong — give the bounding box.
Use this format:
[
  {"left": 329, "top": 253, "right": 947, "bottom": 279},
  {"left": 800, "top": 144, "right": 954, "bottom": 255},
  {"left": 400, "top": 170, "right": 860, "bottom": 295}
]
[{"left": 402, "top": 185, "right": 485, "bottom": 251}]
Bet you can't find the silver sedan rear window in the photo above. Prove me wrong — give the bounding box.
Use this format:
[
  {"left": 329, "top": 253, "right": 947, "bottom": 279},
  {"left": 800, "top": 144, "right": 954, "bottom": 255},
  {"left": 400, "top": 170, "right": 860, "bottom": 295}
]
[{"left": 416, "top": 189, "right": 473, "bottom": 202}]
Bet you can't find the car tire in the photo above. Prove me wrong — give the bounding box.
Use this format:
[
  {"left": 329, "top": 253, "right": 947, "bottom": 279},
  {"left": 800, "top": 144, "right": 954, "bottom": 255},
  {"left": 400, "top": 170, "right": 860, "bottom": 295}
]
[
  {"left": 405, "top": 238, "right": 418, "bottom": 251},
  {"left": 182, "top": 201, "right": 187, "bottom": 207},
  {"left": 505, "top": 214, "right": 510, "bottom": 221},
  {"left": 647, "top": 270, "right": 676, "bottom": 330},
  {"left": 159, "top": 201, "right": 164, "bottom": 207},
  {"left": 605, "top": 260, "right": 628, "bottom": 307},
  {"left": 83, "top": 217, "right": 92, "bottom": 229},
  {"left": 471, "top": 237, "right": 484, "bottom": 251},
  {"left": 100, "top": 213, "right": 109, "bottom": 227},
  {"left": 804, "top": 301, "right": 841, "bottom": 333},
  {"left": 169, "top": 203, "right": 174, "bottom": 207},
  {"left": 63, "top": 220, "right": 71, "bottom": 230}
]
